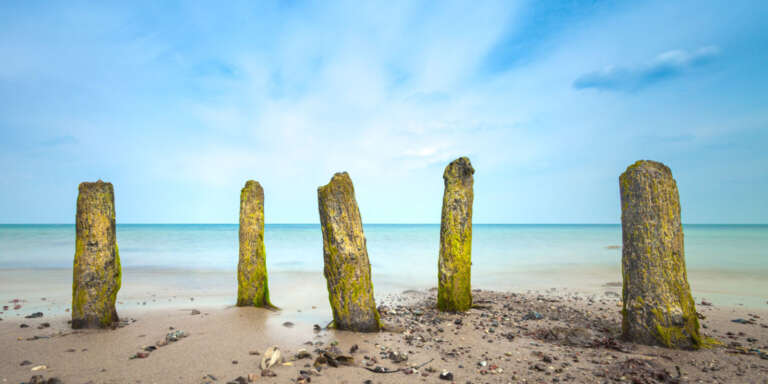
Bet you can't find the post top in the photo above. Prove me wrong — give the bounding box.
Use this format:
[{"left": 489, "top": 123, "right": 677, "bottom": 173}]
[
  {"left": 622, "top": 160, "right": 672, "bottom": 178},
  {"left": 243, "top": 180, "right": 263, "bottom": 190},
  {"left": 318, "top": 172, "right": 353, "bottom": 192},
  {"left": 78, "top": 180, "right": 113, "bottom": 193},
  {"left": 443, "top": 157, "right": 474, "bottom": 182}
]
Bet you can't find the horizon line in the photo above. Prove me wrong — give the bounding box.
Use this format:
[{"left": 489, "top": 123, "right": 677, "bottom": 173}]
[{"left": 2, "top": 222, "right": 767, "bottom": 226}]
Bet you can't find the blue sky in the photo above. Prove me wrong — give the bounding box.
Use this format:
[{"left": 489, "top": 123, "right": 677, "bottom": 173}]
[{"left": 1, "top": 0, "right": 766, "bottom": 224}]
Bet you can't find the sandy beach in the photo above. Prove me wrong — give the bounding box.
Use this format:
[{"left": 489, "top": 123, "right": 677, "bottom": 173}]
[{"left": 2, "top": 286, "right": 767, "bottom": 384}]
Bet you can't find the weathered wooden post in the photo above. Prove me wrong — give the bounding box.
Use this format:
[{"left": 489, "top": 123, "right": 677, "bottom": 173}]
[
  {"left": 72, "top": 181, "right": 121, "bottom": 329},
  {"left": 438, "top": 157, "right": 475, "bottom": 312},
  {"left": 317, "top": 172, "right": 380, "bottom": 332},
  {"left": 620, "top": 160, "right": 701, "bottom": 349},
  {"left": 237, "top": 180, "right": 273, "bottom": 307}
]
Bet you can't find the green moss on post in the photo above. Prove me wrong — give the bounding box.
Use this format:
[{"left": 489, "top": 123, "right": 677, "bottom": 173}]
[
  {"left": 620, "top": 160, "right": 701, "bottom": 349},
  {"left": 72, "top": 180, "right": 121, "bottom": 329},
  {"left": 237, "top": 180, "right": 273, "bottom": 308},
  {"left": 317, "top": 172, "right": 380, "bottom": 332},
  {"left": 438, "top": 157, "right": 474, "bottom": 312}
]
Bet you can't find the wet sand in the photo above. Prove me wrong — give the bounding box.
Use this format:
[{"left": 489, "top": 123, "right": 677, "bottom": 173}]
[
  {"left": 2, "top": 264, "right": 766, "bottom": 318},
  {"left": 1, "top": 287, "right": 767, "bottom": 384}
]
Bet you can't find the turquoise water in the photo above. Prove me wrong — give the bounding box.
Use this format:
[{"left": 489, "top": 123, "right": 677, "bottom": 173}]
[
  {"left": 0, "top": 224, "right": 768, "bottom": 275},
  {"left": 0, "top": 224, "right": 766, "bottom": 308},
  {"left": 1, "top": 224, "right": 766, "bottom": 271}
]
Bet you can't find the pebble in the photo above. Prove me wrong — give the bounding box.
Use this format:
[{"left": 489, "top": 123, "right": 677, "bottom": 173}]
[
  {"left": 523, "top": 311, "right": 544, "bottom": 320},
  {"left": 23, "top": 375, "right": 62, "bottom": 384},
  {"left": 438, "top": 370, "right": 453, "bottom": 380},
  {"left": 25, "top": 312, "right": 44, "bottom": 319}
]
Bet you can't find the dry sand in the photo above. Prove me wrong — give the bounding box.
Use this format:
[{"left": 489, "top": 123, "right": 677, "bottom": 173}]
[{"left": 1, "top": 288, "right": 767, "bottom": 384}]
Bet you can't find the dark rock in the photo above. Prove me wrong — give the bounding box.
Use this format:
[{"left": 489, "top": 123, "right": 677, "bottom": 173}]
[
  {"left": 130, "top": 352, "right": 150, "bottom": 359},
  {"left": 295, "top": 349, "right": 312, "bottom": 359},
  {"left": 25, "top": 312, "right": 43, "bottom": 318},
  {"left": 261, "top": 369, "right": 277, "bottom": 377},
  {"left": 523, "top": 311, "right": 543, "bottom": 320},
  {"left": 439, "top": 370, "right": 454, "bottom": 380}
]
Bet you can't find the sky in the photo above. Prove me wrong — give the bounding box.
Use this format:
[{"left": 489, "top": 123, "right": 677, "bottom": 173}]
[{"left": 1, "top": 0, "right": 767, "bottom": 224}]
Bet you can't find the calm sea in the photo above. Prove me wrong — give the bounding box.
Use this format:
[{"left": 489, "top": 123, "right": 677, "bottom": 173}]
[{"left": 1, "top": 224, "right": 766, "bottom": 308}]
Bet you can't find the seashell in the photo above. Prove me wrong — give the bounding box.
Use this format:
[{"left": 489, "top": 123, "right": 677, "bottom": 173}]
[{"left": 260, "top": 345, "right": 282, "bottom": 370}]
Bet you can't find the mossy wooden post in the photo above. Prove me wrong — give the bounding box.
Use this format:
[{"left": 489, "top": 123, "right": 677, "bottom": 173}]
[
  {"left": 237, "top": 180, "right": 273, "bottom": 307},
  {"left": 72, "top": 181, "right": 121, "bottom": 329},
  {"left": 438, "top": 157, "right": 475, "bottom": 312},
  {"left": 620, "top": 160, "right": 701, "bottom": 349},
  {"left": 317, "top": 172, "right": 380, "bottom": 332}
]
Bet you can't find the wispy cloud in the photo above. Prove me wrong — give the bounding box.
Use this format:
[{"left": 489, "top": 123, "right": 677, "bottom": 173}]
[
  {"left": 1, "top": 1, "right": 767, "bottom": 224},
  {"left": 573, "top": 46, "right": 720, "bottom": 91}
]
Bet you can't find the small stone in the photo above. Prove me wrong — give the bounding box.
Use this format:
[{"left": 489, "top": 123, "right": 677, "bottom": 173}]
[
  {"left": 283, "top": 321, "right": 295, "bottom": 328},
  {"left": 523, "top": 311, "right": 543, "bottom": 320},
  {"left": 25, "top": 312, "right": 43, "bottom": 319},
  {"left": 191, "top": 309, "right": 201, "bottom": 315},
  {"left": 20, "top": 360, "right": 32, "bottom": 366},
  {"left": 439, "top": 370, "right": 454, "bottom": 380},
  {"left": 261, "top": 369, "right": 277, "bottom": 377},
  {"left": 295, "top": 349, "right": 312, "bottom": 359}
]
